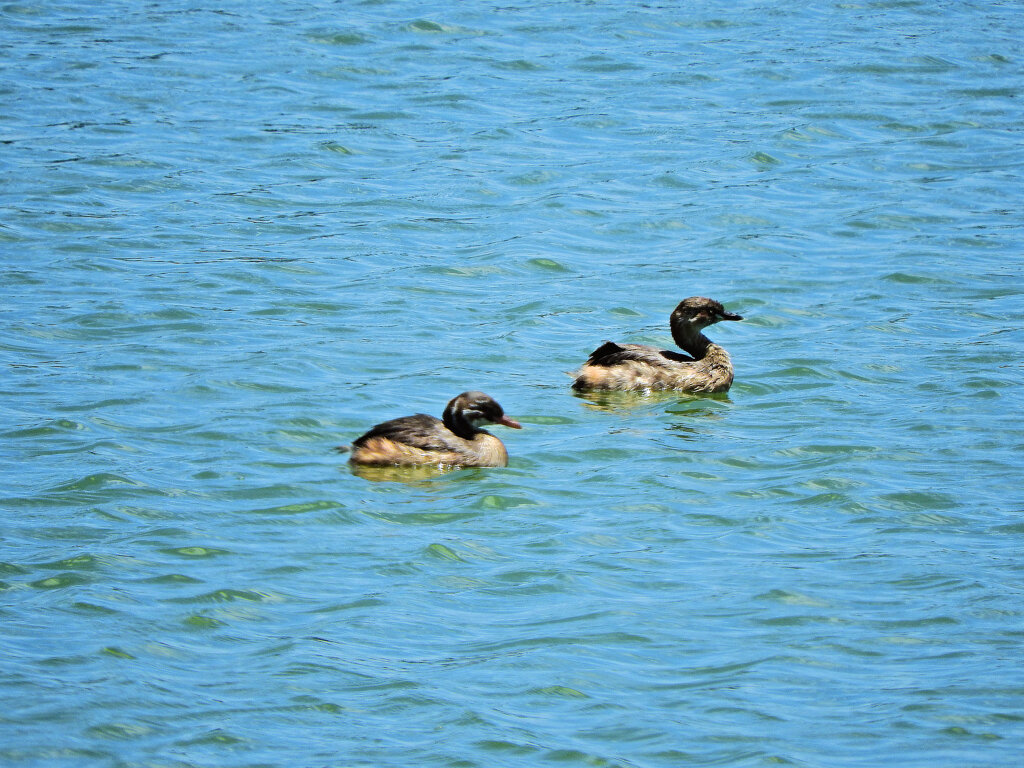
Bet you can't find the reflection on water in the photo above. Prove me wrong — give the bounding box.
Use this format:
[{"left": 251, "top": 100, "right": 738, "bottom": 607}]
[
  {"left": 347, "top": 461, "right": 461, "bottom": 484},
  {"left": 573, "top": 387, "right": 731, "bottom": 413}
]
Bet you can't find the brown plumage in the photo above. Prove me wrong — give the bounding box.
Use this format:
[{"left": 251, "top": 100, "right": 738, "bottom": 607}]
[
  {"left": 345, "top": 391, "right": 522, "bottom": 467},
  {"left": 572, "top": 297, "right": 743, "bottom": 393}
]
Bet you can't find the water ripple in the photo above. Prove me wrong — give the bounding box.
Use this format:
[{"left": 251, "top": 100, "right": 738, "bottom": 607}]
[{"left": 3, "top": 1, "right": 1024, "bottom": 766}]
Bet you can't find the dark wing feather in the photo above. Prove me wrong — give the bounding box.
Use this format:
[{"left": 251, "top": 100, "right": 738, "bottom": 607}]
[
  {"left": 351, "top": 414, "right": 455, "bottom": 451},
  {"left": 585, "top": 341, "right": 695, "bottom": 367}
]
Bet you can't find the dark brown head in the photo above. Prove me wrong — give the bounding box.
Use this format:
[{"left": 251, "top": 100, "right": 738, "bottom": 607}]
[
  {"left": 671, "top": 296, "right": 743, "bottom": 329},
  {"left": 442, "top": 391, "right": 522, "bottom": 436}
]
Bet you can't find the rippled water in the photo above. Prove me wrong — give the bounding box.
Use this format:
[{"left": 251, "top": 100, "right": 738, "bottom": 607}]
[{"left": 3, "top": 1, "right": 1024, "bottom": 766}]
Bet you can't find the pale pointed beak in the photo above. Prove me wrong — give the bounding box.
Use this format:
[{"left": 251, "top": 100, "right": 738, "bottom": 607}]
[{"left": 497, "top": 415, "right": 522, "bottom": 429}]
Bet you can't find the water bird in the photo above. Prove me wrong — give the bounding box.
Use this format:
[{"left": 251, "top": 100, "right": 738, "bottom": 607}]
[
  {"left": 343, "top": 391, "right": 522, "bottom": 467},
  {"left": 572, "top": 297, "right": 743, "bottom": 393}
]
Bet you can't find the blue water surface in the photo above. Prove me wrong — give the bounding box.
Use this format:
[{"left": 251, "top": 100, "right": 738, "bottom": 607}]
[{"left": 3, "top": 1, "right": 1024, "bottom": 766}]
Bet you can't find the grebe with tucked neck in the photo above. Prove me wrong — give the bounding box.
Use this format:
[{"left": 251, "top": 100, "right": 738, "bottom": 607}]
[
  {"left": 572, "top": 297, "right": 743, "bottom": 393},
  {"left": 344, "top": 391, "right": 522, "bottom": 467}
]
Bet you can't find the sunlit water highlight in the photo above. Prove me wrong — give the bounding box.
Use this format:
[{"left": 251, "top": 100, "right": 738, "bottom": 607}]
[{"left": 3, "top": 1, "right": 1023, "bottom": 766}]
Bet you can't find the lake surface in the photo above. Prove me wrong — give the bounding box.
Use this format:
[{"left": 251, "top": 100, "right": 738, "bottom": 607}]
[{"left": 3, "top": 1, "right": 1023, "bottom": 766}]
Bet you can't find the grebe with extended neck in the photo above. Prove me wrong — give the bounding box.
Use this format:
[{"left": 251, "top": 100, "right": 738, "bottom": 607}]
[{"left": 572, "top": 297, "right": 742, "bottom": 393}]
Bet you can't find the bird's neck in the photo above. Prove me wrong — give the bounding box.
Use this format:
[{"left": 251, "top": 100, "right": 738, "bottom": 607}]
[
  {"left": 443, "top": 410, "right": 484, "bottom": 439},
  {"left": 671, "top": 322, "right": 715, "bottom": 359}
]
